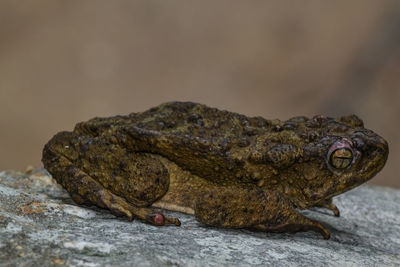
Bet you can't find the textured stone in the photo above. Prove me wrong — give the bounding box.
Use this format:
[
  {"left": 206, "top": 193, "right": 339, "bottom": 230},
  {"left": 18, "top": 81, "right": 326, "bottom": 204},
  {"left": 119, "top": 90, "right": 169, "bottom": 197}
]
[{"left": 0, "top": 169, "right": 399, "bottom": 266}]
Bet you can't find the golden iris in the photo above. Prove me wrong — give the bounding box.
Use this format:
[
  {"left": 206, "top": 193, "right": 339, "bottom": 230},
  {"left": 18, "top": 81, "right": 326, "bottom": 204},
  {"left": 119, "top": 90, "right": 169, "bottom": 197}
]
[{"left": 330, "top": 148, "right": 353, "bottom": 169}]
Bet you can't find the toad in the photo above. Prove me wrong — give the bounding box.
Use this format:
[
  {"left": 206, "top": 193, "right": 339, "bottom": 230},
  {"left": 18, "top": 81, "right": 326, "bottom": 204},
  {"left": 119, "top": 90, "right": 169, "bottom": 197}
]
[{"left": 42, "top": 102, "right": 388, "bottom": 239}]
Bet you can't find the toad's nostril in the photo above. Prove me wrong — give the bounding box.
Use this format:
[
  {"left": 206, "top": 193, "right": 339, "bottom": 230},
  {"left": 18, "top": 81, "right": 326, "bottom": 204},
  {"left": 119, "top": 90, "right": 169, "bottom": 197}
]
[
  {"left": 353, "top": 137, "right": 365, "bottom": 150},
  {"left": 375, "top": 137, "right": 389, "bottom": 157}
]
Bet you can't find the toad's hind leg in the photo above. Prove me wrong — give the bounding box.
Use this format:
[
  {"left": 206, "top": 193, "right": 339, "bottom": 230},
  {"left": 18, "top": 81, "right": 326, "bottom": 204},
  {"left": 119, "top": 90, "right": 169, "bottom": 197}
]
[
  {"left": 42, "top": 131, "right": 180, "bottom": 226},
  {"left": 195, "top": 187, "right": 330, "bottom": 239}
]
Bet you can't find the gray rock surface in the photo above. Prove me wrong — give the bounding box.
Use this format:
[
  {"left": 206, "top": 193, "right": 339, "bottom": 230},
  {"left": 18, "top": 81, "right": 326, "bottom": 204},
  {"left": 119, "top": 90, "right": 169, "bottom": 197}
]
[{"left": 0, "top": 169, "right": 399, "bottom": 267}]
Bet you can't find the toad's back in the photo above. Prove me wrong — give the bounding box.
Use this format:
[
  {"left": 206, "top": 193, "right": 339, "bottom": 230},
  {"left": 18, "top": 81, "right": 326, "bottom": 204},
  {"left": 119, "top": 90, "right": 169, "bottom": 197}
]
[
  {"left": 72, "top": 102, "right": 280, "bottom": 184},
  {"left": 76, "top": 101, "right": 273, "bottom": 142}
]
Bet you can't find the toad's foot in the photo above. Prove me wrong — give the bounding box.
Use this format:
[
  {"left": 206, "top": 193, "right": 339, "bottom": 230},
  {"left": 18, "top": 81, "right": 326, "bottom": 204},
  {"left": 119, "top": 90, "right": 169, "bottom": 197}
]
[
  {"left": 92, "top": 183, "right": 180, "bottom": 226},
  {"left": 315, "top": 198, "right": 340, "bottom": 217}
]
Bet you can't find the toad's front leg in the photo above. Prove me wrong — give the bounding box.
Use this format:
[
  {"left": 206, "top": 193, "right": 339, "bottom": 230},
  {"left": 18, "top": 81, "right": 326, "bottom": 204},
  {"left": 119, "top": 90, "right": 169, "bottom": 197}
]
[
  {"left": 194, "top": 186, "right": 330, "bottom": 239},
  {"left": 315, "top": 198, "right": 340, "bottom": 217},
  {"left": 42, "top": 131, "right": 180, "bottom": 226}
]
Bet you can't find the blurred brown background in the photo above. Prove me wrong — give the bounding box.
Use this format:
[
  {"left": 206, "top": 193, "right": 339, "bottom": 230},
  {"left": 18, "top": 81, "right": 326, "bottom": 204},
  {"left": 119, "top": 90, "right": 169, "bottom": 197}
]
[{"left": 1, "top": 1, "right": 399, "bottom": 187}]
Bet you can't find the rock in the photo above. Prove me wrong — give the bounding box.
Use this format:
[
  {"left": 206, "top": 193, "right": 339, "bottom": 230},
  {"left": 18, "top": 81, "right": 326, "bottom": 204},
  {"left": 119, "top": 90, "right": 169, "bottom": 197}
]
[{"left": 0, "top": 169, "right": 399, "bottom": 266}]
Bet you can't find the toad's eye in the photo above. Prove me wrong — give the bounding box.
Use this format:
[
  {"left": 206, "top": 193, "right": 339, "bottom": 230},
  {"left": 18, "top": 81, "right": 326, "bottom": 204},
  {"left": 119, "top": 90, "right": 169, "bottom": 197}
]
[
  {"left": 327, "top": 139, "right": 356, "bottom": 170},
  {"left": 329, "top": 148, "right": 353, "bottom": 169}
]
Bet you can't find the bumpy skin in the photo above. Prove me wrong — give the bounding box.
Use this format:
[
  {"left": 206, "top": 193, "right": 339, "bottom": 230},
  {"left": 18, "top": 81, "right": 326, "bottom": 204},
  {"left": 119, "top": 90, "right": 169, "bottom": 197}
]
[{"left": 42, "top": 102, "right": 389, "bottom": 239}]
